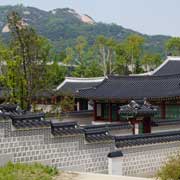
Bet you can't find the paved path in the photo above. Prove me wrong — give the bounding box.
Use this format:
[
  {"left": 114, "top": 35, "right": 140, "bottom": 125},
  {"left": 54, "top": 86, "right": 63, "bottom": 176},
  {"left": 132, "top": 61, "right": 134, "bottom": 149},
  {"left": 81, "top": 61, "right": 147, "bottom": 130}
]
[{"left": 56, "top": 172, "right": 153, "bottom": 180}]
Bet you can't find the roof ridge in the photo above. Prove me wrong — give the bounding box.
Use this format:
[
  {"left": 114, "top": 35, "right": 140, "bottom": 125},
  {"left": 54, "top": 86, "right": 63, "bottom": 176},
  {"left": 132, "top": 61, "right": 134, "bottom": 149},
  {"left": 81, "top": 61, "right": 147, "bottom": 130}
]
[
  {"left": 65, "top": 76, "right": 105, "bottom": 81},
  {"left": 56, "top": 76, "right": 105, "bottom": 91},
  {"left": 108, "top": 74, "right": 180, "bottom": 80},
  {"left": 115, "top": 130, "right": 180, "bottom": 140},
  {"left": 76, "top": 77, "right": 109, "bottom": 92}
]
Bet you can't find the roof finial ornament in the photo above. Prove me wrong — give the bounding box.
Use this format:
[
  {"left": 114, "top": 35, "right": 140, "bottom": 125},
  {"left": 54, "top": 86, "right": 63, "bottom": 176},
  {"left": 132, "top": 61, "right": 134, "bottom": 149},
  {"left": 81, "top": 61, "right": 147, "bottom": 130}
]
[{"left": 167, "top": 52, "right": 172, "bottom": 57}]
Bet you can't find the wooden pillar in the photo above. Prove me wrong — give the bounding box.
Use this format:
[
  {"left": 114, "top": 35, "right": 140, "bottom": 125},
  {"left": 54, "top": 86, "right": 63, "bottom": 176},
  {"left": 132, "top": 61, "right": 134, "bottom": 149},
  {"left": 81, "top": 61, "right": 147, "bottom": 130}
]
[
  {"left": 51, "top": 96, "right": 56, "bottom": 104},
  {"left": 94, "top": 100, "right": 97, "bottom": 121},
  {"left": 143, "top": 117, "right": 151, "bottom": 134},
  {"left": 161, "top": 101, "right": 166, "bottom": 119},
  {"left": 130, "top": 119, "right": 136, "bottom": 135},
  {"left": 74, "top": 98, "right": 77, "bottom": 111},
  {"left": 52, "top": 96, "right": 57, "bottom": 104},
  {"left": 109, "top": 103, "right": 112, "bottom": 122},
  {"left": 116, "top": 104, "right": 120, "bottom": 121}
]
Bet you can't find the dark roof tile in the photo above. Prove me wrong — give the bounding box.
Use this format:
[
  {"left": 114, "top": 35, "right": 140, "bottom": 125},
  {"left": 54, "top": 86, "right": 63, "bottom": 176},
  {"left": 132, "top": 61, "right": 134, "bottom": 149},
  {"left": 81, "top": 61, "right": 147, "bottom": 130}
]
[
  {"left": 154, "top": 61, "right": 180, "bottom": 76},
  {"left": 76, "top": 75, "right": 180, "bottom": 100},
  {"left": 115, "top": 130, "right": 180, "bottom": 148},
  {"left": 51, "top": 121, "right": 83, "bottom": 136}
]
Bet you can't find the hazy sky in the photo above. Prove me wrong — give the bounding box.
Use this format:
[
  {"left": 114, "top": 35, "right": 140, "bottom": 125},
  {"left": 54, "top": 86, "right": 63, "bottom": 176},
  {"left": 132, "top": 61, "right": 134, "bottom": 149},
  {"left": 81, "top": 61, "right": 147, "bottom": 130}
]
[{"left": 0, "top": 0, "right": 180, "bottom": 36}]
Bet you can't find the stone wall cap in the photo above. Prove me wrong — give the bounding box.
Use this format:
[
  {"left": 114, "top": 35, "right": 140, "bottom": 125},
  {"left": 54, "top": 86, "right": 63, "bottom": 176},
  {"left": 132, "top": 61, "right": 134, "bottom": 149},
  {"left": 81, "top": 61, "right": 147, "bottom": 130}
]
[{"left": 108, "top": 151, "right": 123, "bottom": 158}]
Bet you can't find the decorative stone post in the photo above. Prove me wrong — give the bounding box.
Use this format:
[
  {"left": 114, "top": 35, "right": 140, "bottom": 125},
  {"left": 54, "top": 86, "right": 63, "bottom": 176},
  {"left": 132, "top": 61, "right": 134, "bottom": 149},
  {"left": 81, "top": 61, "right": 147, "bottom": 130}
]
[{"left": 108, "top": 151, "right": 123, "bottom": 175}]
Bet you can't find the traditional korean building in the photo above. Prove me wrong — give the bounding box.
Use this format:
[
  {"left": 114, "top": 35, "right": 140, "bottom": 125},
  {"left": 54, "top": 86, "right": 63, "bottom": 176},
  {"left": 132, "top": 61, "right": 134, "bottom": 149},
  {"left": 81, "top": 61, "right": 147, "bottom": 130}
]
[
  {"left": 76, "top": 56, "right": 180, "bottom": 123},
  {"left": 56, "top": 77, "right": 105, "bottom": 111}
]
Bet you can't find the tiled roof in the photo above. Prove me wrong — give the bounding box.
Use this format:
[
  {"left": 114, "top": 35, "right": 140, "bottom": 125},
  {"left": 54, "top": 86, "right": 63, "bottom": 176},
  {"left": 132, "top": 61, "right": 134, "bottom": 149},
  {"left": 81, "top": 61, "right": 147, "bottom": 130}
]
[
  {"left": 51, "top": 121, "right": 131, "bottom": 142},
  {"left": 51, "top": 121, "right": 84, "bottom": 136},
  {"left": 136, "top": 56, "right": 180, "bottom": 76},
  {"left": 76, "top": 74, "right": 180, "bottom": 100},
  {"left": 119, "top": 100, "right": 159, "bottom": 117},
  {"left": 115, "top": 130, "right": 180, "bottom": 148},
  {"left": 0, "top": 105, "right": 50, "bottom": 129},
  {"left": 10, "top": 113, "right": 50, "bottom": 129},
  {"left": 83, "top": 123, "right": 132, "bottom": 131},
  {"left": 12, "top": 119, "right": 50, "bottom": 129},
  {"left": 56, "top": 77, "right": 104, "bottom": 95},
  {"left": 10, "top": 113, "right": 45, "bottom": 120},
  {"left": 84, "top": 128, "right": 113, "bottom": 143},
  {"left": 152, "top": 119, "right": 180, "bottom": 126},
  {"left": 0, "top": 104, "right": 18, "bottom": 113},
  {"left": 153, "top": 60, "right": 180, "bottom": 76}
]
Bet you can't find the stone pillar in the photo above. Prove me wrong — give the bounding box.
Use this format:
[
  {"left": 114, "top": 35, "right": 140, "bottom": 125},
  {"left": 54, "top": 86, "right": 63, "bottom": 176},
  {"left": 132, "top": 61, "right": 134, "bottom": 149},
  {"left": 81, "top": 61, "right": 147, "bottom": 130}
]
[{"left": 108, "top": 151, "right": 123, "bottom": 175}]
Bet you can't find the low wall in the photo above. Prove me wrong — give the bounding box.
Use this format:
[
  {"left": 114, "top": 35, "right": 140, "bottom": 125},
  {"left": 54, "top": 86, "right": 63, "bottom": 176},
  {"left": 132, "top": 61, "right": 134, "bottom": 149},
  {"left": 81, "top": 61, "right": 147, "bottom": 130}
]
[
  {"left": 120, "top": 142, "right": 180, "bottom": 177},
  {"left": 0, "top": 118, "right": 114, "bottom": 173},
  {"left": 1, "top": 116, "right": 180, "bottom": 177}
]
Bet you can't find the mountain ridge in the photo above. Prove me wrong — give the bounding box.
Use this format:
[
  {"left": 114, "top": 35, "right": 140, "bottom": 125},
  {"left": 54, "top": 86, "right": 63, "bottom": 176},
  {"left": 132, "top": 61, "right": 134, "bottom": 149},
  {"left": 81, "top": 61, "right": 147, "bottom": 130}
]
[{"left": 0, "top": 5, "right": 170, "bottom": 56}]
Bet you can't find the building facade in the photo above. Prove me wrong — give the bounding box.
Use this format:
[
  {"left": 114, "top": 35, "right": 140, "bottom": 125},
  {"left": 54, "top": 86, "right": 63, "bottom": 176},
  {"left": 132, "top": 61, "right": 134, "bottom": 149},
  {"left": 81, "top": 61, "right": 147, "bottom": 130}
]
[{"left": 76, "top": 57, "right": 180, "bottom": 123}]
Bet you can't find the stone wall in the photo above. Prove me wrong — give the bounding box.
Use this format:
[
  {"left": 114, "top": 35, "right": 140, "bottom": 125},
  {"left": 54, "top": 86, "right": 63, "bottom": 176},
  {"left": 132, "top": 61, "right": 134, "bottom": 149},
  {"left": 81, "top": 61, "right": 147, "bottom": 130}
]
[
  {"left": 119, "top": 142, "right": 180, "bottom": 177},
  {"left": 0, "top": 118, "right": 114, "bottom": 173},
  {"left": 1, "top": 116, "right": 180, "bottom": 177}
]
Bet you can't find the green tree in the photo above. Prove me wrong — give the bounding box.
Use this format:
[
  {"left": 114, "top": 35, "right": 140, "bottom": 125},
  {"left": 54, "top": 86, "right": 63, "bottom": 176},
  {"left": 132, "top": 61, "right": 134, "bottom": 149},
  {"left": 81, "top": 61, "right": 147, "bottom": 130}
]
[
  {"left": 95, "top": 35, "right": 117, "bottom": 76},
  {"left": 63, "top": 47, "right": 74, "bottom": 65},
  {"left": 166, "top": 37, "right": 180, "bottom": 56},
  {"left": 84, "top": 60, "right": 103, "bottom": 77},
  {"left": 142, "top": 53, "right": 162, "bottom": 71},
  {"left": 75, "top": 36, "right": 87, "bottom": 65},
  {"left": 47, "top": 62, "right": 67, "bottom": 87},
  {"left": 125, "top": 34, "right": 144, "bottom": 73},
  {"left": 115, "top": 43, "right": 130, "bottom": 75},
  {"left": 0, "top": 43, "right": 22, "bottom": 103},
  {"left": 7, "top": 11, "right": 52, "bottom": 109}
]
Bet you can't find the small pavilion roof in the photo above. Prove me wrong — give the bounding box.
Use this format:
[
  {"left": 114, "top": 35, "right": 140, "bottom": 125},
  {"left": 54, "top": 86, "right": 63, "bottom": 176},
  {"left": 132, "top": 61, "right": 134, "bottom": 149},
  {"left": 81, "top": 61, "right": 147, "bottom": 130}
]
[
  {"left": 76, "top": 74, "right": 180, "bottom": 101},
  {"left": 119, "top": 100, "right": 159, "bottom": 117},
  {"left": 56, "top": 77, "right": 105, "bottom": 95}
]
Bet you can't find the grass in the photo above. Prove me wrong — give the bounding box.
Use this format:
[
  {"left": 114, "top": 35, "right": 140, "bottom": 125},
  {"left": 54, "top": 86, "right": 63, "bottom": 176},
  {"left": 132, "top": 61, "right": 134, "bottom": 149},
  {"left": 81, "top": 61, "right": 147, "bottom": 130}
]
[{"left": 0, "top": 162, "right": 58, "bottom": 180}]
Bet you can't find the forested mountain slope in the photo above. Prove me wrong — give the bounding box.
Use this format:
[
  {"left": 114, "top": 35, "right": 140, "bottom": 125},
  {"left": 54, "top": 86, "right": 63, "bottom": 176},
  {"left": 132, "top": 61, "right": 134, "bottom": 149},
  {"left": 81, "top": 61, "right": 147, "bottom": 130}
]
[{"left": 0, "top": 5, "right": 170, "bottom": 56}]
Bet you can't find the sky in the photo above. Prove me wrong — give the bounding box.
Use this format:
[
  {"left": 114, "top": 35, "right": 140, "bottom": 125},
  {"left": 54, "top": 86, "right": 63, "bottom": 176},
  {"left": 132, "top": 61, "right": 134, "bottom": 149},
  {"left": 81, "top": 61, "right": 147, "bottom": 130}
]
[{"left": 0, "top": 0, "right": 180, "bottom": 36}]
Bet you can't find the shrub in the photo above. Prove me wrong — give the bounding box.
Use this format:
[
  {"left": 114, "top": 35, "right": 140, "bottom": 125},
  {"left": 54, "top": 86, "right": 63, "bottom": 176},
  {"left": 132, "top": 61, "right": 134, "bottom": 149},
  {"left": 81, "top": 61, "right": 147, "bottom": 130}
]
[
  {"left": 157, "top": 155, "right": 180, "bottom": 180},
  {"left": 60, "top": 95, "right": 75, "bottom": 112},
  {"left": 0, "top": 162, "right": 58, "bottom": 180}
]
